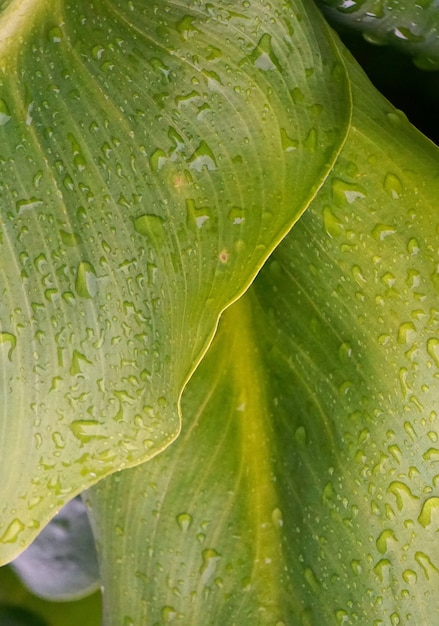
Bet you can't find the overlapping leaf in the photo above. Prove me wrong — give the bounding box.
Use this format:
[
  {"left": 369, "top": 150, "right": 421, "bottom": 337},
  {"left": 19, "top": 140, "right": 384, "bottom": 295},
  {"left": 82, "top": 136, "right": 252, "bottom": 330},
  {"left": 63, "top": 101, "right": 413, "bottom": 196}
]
[
  {"left": 85, "top": 43, "right": 439, "bottom": 624},
  {"left": 0, "top": 0, "right": 351, "bottom": 563}
]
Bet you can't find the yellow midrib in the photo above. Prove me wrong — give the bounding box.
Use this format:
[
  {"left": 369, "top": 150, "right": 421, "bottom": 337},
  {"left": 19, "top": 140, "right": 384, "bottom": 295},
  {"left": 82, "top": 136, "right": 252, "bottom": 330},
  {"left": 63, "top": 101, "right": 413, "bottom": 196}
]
[
  {"left": 221, "top": 295, "right": 286, "bottom": 613},
  {"left": 0, "top": 0, "right": 50, "bottom": 69}
]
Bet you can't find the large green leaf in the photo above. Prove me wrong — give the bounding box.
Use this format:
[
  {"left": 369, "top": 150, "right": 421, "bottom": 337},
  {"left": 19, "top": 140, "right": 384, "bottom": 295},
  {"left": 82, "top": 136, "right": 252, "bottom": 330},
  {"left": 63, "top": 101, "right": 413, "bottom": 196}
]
[
  {"left": 84, "top": 41, "right": 439, "bottom": 624},
  {"left": 0, "top": 0, "right": 350, "bottom": 563}
]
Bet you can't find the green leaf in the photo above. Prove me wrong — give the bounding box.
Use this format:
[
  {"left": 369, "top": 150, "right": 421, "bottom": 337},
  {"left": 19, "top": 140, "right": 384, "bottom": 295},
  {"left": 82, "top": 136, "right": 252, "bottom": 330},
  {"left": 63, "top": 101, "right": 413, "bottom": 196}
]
[
  {"left": 84, "top": 43, "right": 439, "bottom": 624},
  {"left": 10, "top": 496, "right": 100, "bottom": 601},
  {"left": 316, "top": 0, "right": 439, "bottom": 70},
  {"left": 0, "top": 0, "right": 350, "bottom": 563}
]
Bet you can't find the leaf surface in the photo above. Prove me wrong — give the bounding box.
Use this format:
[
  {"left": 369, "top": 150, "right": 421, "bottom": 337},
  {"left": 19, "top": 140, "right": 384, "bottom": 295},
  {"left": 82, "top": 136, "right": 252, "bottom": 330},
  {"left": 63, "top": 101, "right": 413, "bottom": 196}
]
[
  {"left": 0, "top": 0, "right": 350, "bottom": 562},
  {"left": 85, "top": 44, "right": 439, "bottom": 624}
]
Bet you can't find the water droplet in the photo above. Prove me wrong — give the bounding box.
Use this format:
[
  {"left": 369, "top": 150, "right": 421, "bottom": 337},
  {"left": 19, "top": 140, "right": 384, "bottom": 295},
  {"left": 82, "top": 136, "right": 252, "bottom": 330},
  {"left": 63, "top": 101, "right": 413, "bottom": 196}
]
[
  {"left": 16, "top": 197, "right": 43, "bottom": 214},
  {"left": 176, "top": 15, "right": 198, "bottom": 40},
  {"left": 390, "top": 613, "right": 401, "bottom": 626},
  {"left": 200, "top": 548, "right": 221, "bottom": 580},
  {"left": 323, "top": 206, "right": 343, "bottom": 238},
  {"left": 387, "top": 481, "right": 419, "bottom": 510},
  {"left": 176, "top": 513, "right": 193, "bottom": 532},
  {"left": 133, "top": 214, "right": 165, "bottom": 241},
  {"left": 291, "top": 87, "right": 304, "bottom": 103},
  {"left": 418, "top": 496, "right": 439, "bottom": 528},
  {"left": 427, "top": 338, "right": 439, "bottom": 368},
  {"left": 383, "top": 173, "right": 402, "bottom": 199},
  {"left": 52, "top": 431, "right": 66, "bottom": 449},
  {"left": 186, "top": 199, "right": 210, "bottom": 229},
  {"left": 388, "top": 444, "right": 402, "bottom": 463},
  {"left": 397, "top": 322, "right": 416, "bottom": 344},
  {"left": 404, "top": 421, "right": 416, "bottom": 441},
  {"left": 350, "top": 559, "right": 362, "bottom": 575},
  {"left": 161, "top": 606, "right": 177, "bottom": 622},
  {"left": 92, "top": 45, "right": 105, "bottom": 60},
  {"left": 423, "top": 447, "right": 439, "bottom": 462},
  {"left": 249, "top": 33, "right": 281, "bottom": 71},
  {"left": 175, "top": 90, "right": 201, "bottom": 107},
  {"left": 304, "top": 128, "right": 317, "bottom": 152},
  {"left": 334, "top": 609, "right": 349, "bottom": 625},
  {"left": 0, "top": 332, "right": 16, "bottom": 361},
  {"left": 227, "top": 206, "right": 245, "bottom": 225},
  {"left": 332, "top": 178, "right": 366, "bottom": 205},
  {"left": 0, "top": 518, "right": 25, "bottom": 543},
  {"left": 187, "top": 141, "right": 217, "bottom": 171},
  {"left": 75, "top": 261, "right": 97, "bottom": 298},
  {"left": 70, "top": 420, "right": 105, "bottom": 443},
  {"left": 48, "top": 26, "right": 63, "bottom": 42},
  {"left": 272, "top": 507, "right": 284, "bottom": 528},
  {"left": 376, "top": 529, "right": 397, "bottom": 554},
  {"left": 294, "top": 426, "right": 307, "bottom": 445},
  {"left": 373, "top": 558, "right": 391, "bottom": 582},
  {"left": 415, "top": 551, "right": 439, "bottom": 578},
  {"left": 352, "top": 265, "right": 366, "bottom": 286},
  {"left": 0, "top": 98, "right": 11, "bottom": 125},
  {"left": 280, "top": 128, "right": 298, "bottom": 152},
  {"left": 407, "top": 238, "right": 420, "bottom": 255},
  {"left": 60, "top": 229, "right": 82, "bottom": 247},
  {"left": 149, "top": 148, "right": 167, "bottom": 172},
  {"left": 337, "top": 344, "right": 352, "bottom": 364},
  {"left": 304, "top": 567, "right": 320, "bottom": 592},
  {"left": 70, "top": 350, "right": 92, "bottom": 375},
  {"left": 372, "top": 223, "right": 397, "bottom": 241}
]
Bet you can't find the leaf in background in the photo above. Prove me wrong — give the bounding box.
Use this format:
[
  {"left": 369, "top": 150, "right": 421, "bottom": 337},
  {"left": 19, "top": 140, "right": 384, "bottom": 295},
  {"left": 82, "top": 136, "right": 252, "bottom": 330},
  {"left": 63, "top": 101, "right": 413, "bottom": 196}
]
[
  {"left": 10, "top": 496, "right": 100, "bottom": 601},
  {"left": 84, "top": 42, "right": 439, "bottom": 624},
  {"left": 0, "top": 0, "right": 350, "bottom": 563},
  {"left": 316, "top": 0, "right": 439, "bottom": 70},
  {"left": 0, "top": 565, "right": 101, "bottom": 626},
  {"left": 0, "top": 605, "right": 48, "bottom": 626}
]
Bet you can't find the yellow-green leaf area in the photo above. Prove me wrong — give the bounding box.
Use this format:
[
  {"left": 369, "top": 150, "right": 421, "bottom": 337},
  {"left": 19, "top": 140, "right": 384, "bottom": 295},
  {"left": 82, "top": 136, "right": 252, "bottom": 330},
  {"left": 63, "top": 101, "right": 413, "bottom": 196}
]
[{"left": 0, "top": 0, "right": 351, "bottom": 563}]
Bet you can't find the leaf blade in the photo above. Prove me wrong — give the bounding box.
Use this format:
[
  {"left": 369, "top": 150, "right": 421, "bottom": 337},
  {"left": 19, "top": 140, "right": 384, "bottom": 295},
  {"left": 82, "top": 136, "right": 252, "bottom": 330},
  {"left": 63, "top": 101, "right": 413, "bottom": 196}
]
[
  {"left": 0, "top": 0, "right": 351, "bottom": 562},
  {"left": 85, "top": 38, "right": 439, "bottom": 624}
]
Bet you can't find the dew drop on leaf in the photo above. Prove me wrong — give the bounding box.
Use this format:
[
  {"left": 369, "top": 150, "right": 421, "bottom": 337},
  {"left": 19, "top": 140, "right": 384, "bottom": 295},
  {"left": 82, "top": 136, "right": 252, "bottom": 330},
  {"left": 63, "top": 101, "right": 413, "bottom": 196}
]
[
  {"left": 249, "top": 33, "right": 281, "bottom": 71},
  {"left": 161, "top": 606, "right": 177, "bottom": 622},
  {"left": 427, "top": 338, "right": 439, "bottom": 368},
  {"left": 187, "top": 140, "right": 217, "bottom": 171},
  {"left": 0, "top": 332, "right": 16, "bottom": 360},
  {"left": 0, "top": 98, "right": 11, "bottom": 125},
  {"left": 0, "top": 518, "right": 25, "bottom": 543},
  {"left": 200, "top": 548, "right": 221, "bottom": 578},
  {"left": 176, "top": 513, "right": 193, "bottom": 532},
  {"left": 323, "top": 206, "right": 343, "bottom": 238},
  {"left": 70, "top": 420, "right": 105, "bottom": 443},
  {"left": 75, "top": 261, "right": 97, "bottom": 298},
  {"left": 417, "top": 496, "right": 439, "bottom": 528},
  {"left": 331, "top": 178, "right": 366, "bottom": 205},
  {"left": 133, "top": 214, "right": 165, "bottom": 240},
  {"left": 376, "top": 529, "right": 397, "bottom": 554},
  {"left": 383, "top": 172, "right": 403, "bottom": 199}
]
